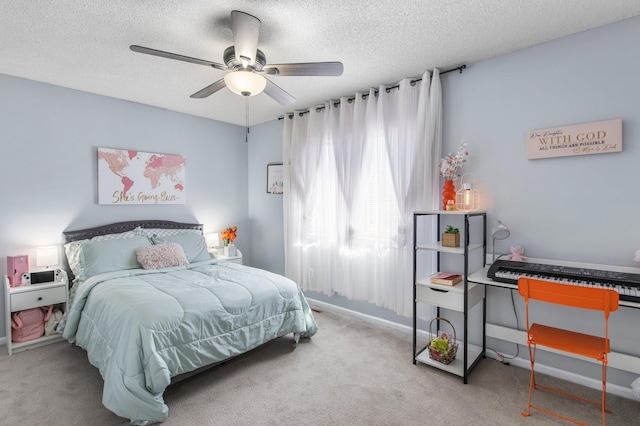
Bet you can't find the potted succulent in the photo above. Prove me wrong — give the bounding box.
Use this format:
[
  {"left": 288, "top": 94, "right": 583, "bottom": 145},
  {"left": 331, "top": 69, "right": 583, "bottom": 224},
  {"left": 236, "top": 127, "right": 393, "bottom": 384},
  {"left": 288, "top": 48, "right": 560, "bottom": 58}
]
[{"left": 442, "top": 225, "right": 460, "bottom": 247}]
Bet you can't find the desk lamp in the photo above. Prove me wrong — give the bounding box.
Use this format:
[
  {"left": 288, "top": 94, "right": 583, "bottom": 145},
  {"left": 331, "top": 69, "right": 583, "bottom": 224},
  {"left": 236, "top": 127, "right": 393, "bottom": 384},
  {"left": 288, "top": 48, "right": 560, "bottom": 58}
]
[{"left": 492, "top": 221, "right": 510, "bottom": 263}]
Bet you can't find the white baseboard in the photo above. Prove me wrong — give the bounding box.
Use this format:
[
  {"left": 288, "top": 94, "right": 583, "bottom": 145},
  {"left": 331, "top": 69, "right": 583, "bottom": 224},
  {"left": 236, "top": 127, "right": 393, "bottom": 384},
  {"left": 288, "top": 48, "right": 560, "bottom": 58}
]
[
  {"left": 307, "top": 298, "right": 428, "bottom": 340},
  {"left": 306, "top": 298, "right": 640, "bottom": 401}
]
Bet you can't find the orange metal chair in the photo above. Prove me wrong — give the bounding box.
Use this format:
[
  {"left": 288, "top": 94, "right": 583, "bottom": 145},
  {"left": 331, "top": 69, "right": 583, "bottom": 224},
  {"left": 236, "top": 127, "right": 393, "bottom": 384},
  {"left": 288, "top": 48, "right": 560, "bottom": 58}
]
[{"left": 518, "top": 277, "right": 619, "bottom": 426}]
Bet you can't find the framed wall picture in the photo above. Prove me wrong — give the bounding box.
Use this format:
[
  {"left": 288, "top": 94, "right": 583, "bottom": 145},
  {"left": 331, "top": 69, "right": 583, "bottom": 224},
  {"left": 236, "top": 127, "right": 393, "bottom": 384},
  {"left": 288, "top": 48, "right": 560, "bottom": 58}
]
[
  {"left": 266, "top": 163, "right": 283, "bottom": 194},
  {"left": 97, "top": 147, "right": 186, "bottom": 204}
]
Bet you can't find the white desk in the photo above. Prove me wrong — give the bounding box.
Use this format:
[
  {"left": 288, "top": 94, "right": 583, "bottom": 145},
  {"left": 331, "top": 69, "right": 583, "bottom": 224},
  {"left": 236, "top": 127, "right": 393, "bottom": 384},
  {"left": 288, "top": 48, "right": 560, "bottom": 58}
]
[{"left": 468, "top": 257, "right": 640, "bottom": 375}]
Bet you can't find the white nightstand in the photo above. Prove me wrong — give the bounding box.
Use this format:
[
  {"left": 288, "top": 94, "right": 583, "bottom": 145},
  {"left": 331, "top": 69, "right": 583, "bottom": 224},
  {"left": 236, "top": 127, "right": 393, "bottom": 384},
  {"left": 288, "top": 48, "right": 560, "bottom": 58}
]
[
  {"left": 4, "top": 272, "right": 68, "bottom": 356},
  {"left": 208, "top": 249, "right": 243, "bottom": 265}
]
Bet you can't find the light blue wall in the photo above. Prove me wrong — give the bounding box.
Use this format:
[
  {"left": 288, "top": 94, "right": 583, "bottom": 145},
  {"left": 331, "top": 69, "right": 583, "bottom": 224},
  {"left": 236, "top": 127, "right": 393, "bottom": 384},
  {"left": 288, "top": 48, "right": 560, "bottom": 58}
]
[
  {"left": 247, "top": 119, "right": 285, "bottom": 274},
  {"left": 441, "top": 16, "right": 640, "bottom": 266},
  {"left": 0, "top": 74, "right": 248, "bottom": 336}
]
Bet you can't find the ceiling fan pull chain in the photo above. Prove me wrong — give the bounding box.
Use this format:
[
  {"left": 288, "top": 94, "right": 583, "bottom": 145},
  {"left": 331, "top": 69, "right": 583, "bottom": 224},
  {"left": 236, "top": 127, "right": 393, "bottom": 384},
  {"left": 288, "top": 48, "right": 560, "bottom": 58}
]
[{"left": 245, "top": 97, "right": 250, "bottom": 143}]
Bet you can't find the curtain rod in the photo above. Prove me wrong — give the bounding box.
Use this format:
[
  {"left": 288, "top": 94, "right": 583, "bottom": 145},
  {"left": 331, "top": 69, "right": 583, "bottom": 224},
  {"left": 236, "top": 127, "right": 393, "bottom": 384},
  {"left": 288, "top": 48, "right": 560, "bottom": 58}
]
[{"left": 279, "top": 64, "right": 466, "bottom": 120}]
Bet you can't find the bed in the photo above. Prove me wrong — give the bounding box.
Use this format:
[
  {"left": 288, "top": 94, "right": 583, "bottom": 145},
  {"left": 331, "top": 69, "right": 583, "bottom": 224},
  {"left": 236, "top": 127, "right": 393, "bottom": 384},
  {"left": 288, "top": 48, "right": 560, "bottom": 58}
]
[{"left": 59, "top": 220, "right": 317, "bottom": 424}]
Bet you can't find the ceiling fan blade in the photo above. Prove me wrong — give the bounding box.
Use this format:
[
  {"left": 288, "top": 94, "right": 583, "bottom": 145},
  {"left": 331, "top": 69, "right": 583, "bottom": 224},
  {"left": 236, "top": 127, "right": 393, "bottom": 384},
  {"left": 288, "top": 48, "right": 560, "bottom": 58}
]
[
  {"left": 231, "top": 10, "right": 260, "bottom": 67},
  {"left": 262, "top": 62, "right": 344, "bottom": 76},
  {"left": 130, "top": 45, "right": 227, "bottom": 71},
  {"left": 190, "top": 78, "right": 227, "bottom": 98},
  {"left": 263, "top": 79, "right": 296, "bottom": 106}
]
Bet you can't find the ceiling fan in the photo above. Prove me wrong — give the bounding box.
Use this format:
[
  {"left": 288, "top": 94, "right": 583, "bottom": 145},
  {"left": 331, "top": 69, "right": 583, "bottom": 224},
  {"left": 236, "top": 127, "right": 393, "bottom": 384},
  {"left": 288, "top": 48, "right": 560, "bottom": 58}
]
[{"left": 130, "top": 10, "right": 343, "bottom": 106}]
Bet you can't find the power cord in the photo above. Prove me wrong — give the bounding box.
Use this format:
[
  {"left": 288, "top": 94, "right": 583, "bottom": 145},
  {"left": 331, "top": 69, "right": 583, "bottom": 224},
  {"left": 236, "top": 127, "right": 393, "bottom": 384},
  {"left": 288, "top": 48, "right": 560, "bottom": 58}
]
[{"left": 487, "top": 287, "right": 521, "bottom": 364}]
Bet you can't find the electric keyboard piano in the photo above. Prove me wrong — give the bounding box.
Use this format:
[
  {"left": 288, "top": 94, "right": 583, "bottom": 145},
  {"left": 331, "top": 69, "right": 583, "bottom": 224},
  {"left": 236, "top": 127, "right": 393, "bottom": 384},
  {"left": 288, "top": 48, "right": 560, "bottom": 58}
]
[{"left": 487, "top": 258, "right": 640, "bottom": 306}]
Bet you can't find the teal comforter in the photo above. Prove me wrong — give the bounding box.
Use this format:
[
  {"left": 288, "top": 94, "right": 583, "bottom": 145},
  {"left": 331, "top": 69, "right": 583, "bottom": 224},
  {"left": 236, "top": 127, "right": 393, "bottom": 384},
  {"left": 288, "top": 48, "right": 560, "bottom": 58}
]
[{"left": 61, "top": 260, "right": 317, "bottom": 423}]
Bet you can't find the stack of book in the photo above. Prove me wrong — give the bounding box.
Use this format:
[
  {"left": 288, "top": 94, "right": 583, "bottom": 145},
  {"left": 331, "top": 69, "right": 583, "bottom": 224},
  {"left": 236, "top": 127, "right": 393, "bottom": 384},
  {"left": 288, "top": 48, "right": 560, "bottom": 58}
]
[{"left": 430, "top": 272, "right": 462, "bottom": 286}]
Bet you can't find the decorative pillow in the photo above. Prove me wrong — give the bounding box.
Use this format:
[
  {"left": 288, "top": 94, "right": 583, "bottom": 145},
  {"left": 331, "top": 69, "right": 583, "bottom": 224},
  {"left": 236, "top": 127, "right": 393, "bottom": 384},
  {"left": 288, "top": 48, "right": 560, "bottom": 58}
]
[
  {"left": 150, "top": 232, "right": 210, "bottom": 263},
  {"left": 136, "top": 243, "right": 189, "bottom": 270}
]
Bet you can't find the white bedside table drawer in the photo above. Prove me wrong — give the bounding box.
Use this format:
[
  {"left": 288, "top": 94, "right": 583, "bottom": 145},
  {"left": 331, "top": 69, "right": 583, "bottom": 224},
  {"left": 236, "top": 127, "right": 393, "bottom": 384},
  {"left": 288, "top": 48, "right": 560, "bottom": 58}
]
[{"left": 11, "top": 286, "right": 66, "bottom": 311}]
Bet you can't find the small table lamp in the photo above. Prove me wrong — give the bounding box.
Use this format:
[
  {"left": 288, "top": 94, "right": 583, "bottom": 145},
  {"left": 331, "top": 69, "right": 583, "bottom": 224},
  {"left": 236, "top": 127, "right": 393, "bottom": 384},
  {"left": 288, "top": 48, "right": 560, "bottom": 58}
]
[
  {"left": 37, "top": 246, "right": 59, "bottom": 269},
  {"left": 205, "top": 233, "right": 221, "bottom": 249},
  {"left": 456, "top": 173, "right": 480, "bottom": 211},
  {"left": 205, "top": 233, "right": 222, "bottom": 258}
]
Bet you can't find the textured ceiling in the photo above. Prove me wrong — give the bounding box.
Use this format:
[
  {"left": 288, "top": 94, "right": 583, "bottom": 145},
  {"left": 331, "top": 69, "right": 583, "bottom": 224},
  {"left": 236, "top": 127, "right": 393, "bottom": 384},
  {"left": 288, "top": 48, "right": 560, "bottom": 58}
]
[{"left": 1, "top": 1, "right": 639, "bottom": 127}]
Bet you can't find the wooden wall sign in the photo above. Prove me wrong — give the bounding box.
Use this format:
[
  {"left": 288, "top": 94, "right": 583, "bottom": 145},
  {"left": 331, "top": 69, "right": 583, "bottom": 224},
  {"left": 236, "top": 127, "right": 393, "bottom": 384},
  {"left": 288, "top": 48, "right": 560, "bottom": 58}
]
[{"left": 526, "top": 118, "right": 622, "bottom": 160}]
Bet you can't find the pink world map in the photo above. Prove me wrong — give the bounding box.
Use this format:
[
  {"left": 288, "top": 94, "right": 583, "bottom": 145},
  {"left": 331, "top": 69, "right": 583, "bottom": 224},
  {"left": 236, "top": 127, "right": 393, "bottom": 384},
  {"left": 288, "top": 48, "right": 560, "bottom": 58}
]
[{"left": 98, "top": 148, "right": 185, "bottom": 204}]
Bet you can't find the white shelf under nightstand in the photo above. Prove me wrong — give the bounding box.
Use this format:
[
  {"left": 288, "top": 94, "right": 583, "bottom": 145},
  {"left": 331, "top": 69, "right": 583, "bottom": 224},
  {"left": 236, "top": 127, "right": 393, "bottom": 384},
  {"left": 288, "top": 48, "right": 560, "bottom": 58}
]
[{"left": 4, "top": 273, "right": 68, "bottom": 356}]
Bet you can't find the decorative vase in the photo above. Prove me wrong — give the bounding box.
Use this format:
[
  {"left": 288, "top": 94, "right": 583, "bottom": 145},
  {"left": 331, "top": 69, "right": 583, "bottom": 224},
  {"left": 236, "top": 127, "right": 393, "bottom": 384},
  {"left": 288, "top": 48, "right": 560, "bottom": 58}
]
[
  {"left": 442, "top": 179, "right": 456, "bottom": 210},
  {"left": 223, "top": 245, "right": 229, "bottom": 256}
]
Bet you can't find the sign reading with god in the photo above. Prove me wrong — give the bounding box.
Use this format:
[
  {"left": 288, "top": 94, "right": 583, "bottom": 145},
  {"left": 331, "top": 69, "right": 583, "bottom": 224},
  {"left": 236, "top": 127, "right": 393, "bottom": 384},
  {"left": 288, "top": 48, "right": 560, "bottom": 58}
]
[{"left": 526, "top": 119, "right": 621, "bottom": 160}]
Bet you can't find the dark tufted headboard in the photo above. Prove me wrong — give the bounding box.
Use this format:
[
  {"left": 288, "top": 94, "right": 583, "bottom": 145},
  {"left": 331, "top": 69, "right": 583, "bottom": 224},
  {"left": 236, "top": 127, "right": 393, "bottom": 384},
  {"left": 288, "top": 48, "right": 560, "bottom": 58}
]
[{"left": 63, "top": 219, "right": 203, "bottom": 242}]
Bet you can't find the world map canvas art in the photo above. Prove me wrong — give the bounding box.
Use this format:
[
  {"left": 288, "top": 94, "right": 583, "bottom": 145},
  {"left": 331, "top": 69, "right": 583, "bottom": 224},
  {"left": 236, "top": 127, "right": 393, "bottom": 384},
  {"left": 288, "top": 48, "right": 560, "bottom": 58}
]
[{"left": 98, "top": 147, "right": 186, "bottom": 205}]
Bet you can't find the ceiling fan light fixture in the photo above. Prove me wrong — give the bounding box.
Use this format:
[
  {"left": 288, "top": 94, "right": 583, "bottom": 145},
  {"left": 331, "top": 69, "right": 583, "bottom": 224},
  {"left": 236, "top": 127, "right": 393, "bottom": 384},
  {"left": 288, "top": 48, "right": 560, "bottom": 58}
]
[
  {"left": 224, "top": 70, "right": 267, "bottom": 97},
  {"left": 131, "top": 10, "right": 340, "bottom": 105}
]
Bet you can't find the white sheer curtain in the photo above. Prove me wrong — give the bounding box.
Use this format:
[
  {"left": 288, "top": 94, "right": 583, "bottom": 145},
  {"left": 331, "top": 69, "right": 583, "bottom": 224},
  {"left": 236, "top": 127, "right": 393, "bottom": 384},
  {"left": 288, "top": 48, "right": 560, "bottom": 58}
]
[{"left": 283, "top": 70, "right": 442, "bottom": 317}]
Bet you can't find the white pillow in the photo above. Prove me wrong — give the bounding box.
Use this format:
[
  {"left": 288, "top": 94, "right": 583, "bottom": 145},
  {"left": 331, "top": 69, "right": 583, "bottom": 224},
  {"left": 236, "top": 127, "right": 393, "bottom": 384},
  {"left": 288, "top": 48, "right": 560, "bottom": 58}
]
[{"left": 136, "top": 243, "right": 189, "bottom": 270}]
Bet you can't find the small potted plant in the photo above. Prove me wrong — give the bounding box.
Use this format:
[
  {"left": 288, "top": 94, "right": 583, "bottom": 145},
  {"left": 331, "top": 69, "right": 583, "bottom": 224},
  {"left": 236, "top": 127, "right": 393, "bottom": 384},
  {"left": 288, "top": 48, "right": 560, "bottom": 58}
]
[{"left": 442, "top": 225, "right": 460, "bottom": 247}]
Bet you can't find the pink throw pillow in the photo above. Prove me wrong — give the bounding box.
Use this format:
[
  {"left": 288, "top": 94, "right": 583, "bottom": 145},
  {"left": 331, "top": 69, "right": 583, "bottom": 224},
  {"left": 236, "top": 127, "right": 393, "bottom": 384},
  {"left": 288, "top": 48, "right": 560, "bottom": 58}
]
[{"left": 136, "top": 243, "right": 189, "bottom": 270}]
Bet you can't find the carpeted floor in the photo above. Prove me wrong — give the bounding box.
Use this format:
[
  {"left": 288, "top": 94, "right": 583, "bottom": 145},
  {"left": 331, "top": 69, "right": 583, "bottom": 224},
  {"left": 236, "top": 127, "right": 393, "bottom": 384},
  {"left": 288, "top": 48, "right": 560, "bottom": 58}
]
[{"left": 0, "top": 309, "right": 637, "bottom": 425}]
